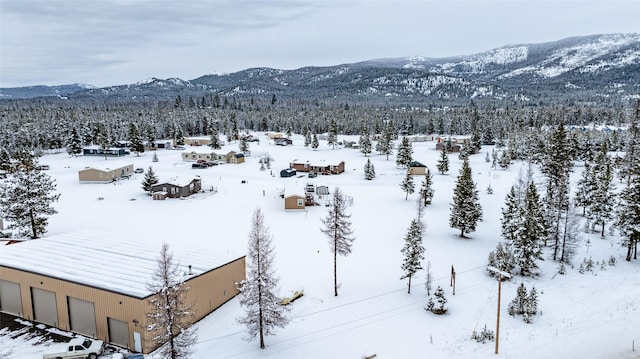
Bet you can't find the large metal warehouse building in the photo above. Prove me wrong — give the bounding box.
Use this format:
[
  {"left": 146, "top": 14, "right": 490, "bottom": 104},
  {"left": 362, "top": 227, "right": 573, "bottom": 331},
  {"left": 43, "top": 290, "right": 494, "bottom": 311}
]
[{"left": 0, "top": 231, "right": 245, "bottom": 354}]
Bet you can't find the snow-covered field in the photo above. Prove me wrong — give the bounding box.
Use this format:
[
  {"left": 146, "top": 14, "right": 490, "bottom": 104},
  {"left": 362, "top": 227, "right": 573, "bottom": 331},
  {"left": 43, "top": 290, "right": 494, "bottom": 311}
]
[{"left": 2, "top": 133, "right": 639, "bottom": 359}]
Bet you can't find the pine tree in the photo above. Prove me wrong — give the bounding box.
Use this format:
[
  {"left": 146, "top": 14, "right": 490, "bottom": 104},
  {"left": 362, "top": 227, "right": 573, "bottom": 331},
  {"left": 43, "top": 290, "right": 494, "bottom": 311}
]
[
  {"left": 363, "top": 158, "right": 376, "bottom": 180},
  {"left": 304, "top": 129, "right": 312, "bottom": 148},
  {"left": 327, "top": 119, "right": 338, "bottom": 149},
  {"left": 66, "top": 127, "right": 83, "bottom": 156},
  {"left": 146, "top": 243, "right": 197, "bottom": 359},
  {"left": 541, "top": 123, "right": 573, "bottom": 260},
  {"left": 0, "top": 164, "right": 60, "bottom": 239},
  {"left": 237, "top": 208, "right": 289, "bottom": 349},
  {"left": 0, "top": 147, "right": 12, "bottom": 172},
  {"left": 359, "top": 125, "right": 372, "bottom": 157},
  {"left": 508, "top": 283, "right": 538, "bottom": 323},
  {"left": 587, "top": 146, "right": 616, "bottom": 237},
  {"left": 208, "top": 127, "right": 221, "bottom": 150},
  {"left": 615, "top": 174, "right": 640, "bottom": 261},
  {"left": 321, "top": 187, "right": 355, "bottom": 296},
  {"left": 513, "top": 183, "right": 546, "bottom": 276},
  {"left": 498, "top": 150, "right": 511, "bottom": 170},
  {"left": 400, "top": 219, "right": 425, "bottom": 294},
  {"left": 128, "top": 123, "right": 145, "bottom": 156},
  {"left": 574, "top": 162, "right": 595, "bottom": 216},
  {"left": 400, "top": 170, "right": 415, "bottom": 200},
  {"left": 619, "top": 99, "right": 640, "bottom": 185},
  {"left": 311, "top": 133, "right": 319, "bottom": 150},
  {"left": 239, "top": 136, "right": 249, "bottom": 153},
  {"left": 436, "top": 145, "right": 449, "bottom": 174},
  {"left": 449, "top": 158, "right": 482, "bottom": 238},
  {"left": 487, "top": 241, "right": 515, "bottom": 277},
  {"left": 396, "top": 137, "right": 413, "bottom": 168},
  {"left": 418, "top": 170, "right": 434, "bottom": 206},
  {"left": 153, "top": 152, "right": 159, "bottom": 162},
  {"left": 501, "top": 186, "right": 521, "bottom": 244},
  {"left": 425, "top": 286, "right": 447, "bottom": 314},
  {"left": 376, "top": 121, "right": 394, "bottom": 160},
  {"left": 142, "top": 166, "right": 159, "bottom": 194}
]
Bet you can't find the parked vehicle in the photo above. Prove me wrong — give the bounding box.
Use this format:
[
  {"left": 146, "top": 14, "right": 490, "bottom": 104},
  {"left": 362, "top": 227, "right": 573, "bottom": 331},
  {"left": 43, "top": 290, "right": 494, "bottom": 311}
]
[
  {"left": 308, "top": 172, "right": 317, "bottom": 178},
  {"left": 134, "top": 168, "right": 144, "bottom": 173},
  {"left": 192, "top": 163, "right": 208, "bottom": 169},
  {"left": 42, "top": 337, "right": 104, "bottom": 359}
]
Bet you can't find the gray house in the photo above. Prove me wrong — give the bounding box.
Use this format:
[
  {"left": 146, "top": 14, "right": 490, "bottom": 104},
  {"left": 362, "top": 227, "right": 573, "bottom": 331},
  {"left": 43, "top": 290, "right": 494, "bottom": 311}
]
[{"left": 150, "top": 177, "right": 202, "bottom": 199}]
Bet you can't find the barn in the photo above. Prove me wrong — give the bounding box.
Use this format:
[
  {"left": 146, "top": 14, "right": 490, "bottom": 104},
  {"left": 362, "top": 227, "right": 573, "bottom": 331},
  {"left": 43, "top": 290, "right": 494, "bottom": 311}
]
[{"left": 0, "top": 231, "right": 245, "bottom": 354}]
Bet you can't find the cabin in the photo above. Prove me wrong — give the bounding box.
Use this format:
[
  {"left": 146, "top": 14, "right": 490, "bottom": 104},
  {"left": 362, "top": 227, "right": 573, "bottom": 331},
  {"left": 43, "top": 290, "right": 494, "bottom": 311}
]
[
  {"left": 0, "top": 230, "right": 245, "bottom": 354},
  {"left": 290, "top": 160, "right": 345, "bottom": 175},
  {"left": 82, "top": 146, "right": 127, "bottom": 157},
  {"left": 78, "top": 162, "right": 134, "bottom": 183},
  {"left": 150, "top": 177, "right": 201, "bottom": 198},
  {"left": 151, "top": 140, "right": 172, "bottom": 149}
]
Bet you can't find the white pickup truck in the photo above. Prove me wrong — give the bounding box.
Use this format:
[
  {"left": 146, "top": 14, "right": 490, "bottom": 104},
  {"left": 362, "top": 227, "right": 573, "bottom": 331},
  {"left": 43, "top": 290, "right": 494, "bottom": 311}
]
[{"left": 42, "top": 336, "right": 104, "bottom": 359}]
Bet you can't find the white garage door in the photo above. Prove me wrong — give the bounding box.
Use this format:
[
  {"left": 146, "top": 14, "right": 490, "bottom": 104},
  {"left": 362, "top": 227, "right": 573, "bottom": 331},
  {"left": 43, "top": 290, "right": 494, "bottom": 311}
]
[
  {"left": 108, "top": 317, "right": 130, "bottom": 348},
  {"left": 31, "top": 288, "right": 58, "bottom": 326},
  {"left": 68, "top": 297, "right": 97, "bottom": 337},
  {"left": 0, "top": 280, "right": 22, "bottom": 316}
]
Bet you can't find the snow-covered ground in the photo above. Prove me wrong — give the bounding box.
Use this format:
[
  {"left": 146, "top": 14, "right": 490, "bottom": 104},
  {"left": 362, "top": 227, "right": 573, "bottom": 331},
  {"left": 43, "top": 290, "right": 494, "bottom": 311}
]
[{"left": 2, "top": 133, "right": 639, "bottom": 359}]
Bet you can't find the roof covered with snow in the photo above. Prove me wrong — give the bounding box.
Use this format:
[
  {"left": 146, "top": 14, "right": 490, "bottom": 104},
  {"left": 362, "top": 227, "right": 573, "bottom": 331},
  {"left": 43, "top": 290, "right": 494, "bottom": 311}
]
[
  {"left": 0, "top": 230, "right": 243, "bottom": 298},
  {"left": 79, "top": 161, "right": 133, "bottom": 172}
]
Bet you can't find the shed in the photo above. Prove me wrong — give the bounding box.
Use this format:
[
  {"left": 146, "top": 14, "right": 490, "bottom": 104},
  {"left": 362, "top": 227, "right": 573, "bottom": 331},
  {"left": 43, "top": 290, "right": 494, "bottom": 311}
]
[
  {"left": 0, "top": 230, "right": 245, "bottom": 354},
  {"left": 280, "top": 168, "right": 296, "bottom": 178},
  {"left": 408, "top": 161, "right": 429, "bottom": 175},
  {"left": 284, "top": 194, "right": 306, "bottom": 211}
]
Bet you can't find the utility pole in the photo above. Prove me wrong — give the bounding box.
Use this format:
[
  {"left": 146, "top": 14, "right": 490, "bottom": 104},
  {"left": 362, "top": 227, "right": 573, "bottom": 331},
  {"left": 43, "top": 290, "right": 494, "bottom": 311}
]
[{"left": 487, "top": 266, "right": 511, "bottom": 355}]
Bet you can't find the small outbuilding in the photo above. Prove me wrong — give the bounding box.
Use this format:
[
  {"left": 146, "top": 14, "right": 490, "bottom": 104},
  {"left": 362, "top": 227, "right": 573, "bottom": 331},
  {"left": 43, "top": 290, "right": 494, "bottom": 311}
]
[
  {"left": 280, "top": 168, "right": 296, "bottom": 178},
  {"left": 284, "top": 193, "right": 306, "bottom": 211},
  {"left": 408, "top": 161, "right": 429, "bottom": 175}
]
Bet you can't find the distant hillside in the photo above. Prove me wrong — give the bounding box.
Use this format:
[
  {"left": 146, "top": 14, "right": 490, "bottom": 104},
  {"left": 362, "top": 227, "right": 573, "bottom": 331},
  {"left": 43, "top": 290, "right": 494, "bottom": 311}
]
[
  {"left": 0, "top": 84, "right": 96, "bottom": 99},
  {"left": 2, "top": 33, "right": 638, "bottom": 105}
]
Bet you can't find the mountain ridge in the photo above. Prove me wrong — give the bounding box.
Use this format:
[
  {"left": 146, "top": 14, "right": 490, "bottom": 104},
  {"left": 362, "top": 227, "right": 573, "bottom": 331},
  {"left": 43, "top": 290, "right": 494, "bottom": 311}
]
[{"left": 2, "top": 33, "right": 638, "bottom": 104}]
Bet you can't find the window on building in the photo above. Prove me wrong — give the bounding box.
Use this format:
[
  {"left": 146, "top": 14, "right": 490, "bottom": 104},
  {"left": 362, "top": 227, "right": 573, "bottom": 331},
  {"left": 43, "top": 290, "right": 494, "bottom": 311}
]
[{"left": 297, "top": 199, "right": 303, "bottom": 206}]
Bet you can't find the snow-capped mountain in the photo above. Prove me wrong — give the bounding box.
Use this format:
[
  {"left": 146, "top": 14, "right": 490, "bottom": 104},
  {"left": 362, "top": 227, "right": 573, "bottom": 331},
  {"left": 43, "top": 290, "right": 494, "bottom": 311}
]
[{"left": 1, "top": 34, "right": 638, "bottom": 104}]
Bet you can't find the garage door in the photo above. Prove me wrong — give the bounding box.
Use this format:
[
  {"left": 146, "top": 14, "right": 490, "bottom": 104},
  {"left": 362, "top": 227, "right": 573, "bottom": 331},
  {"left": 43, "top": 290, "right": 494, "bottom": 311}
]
[
  {"left": 68, "top": 297, "right": 97, "bottom": 337},
  {"left": 31, "top": 288, "right": 58, "bottom": 326},
  {"left": 0, "top": 280, "right": 22, "bottom": 315},
  {"left": 108, "top": 317, "right": 130, "bottom": 348}
]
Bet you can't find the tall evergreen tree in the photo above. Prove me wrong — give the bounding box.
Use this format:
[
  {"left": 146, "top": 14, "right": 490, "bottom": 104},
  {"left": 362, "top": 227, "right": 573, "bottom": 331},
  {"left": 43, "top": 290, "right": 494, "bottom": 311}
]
[
  {"left": 400, "top": 170, "right": 416, "bottom": 200},
  {"left": 321, "top": 187, "right": 355, "bottom": 296},
  {"left": 436, "top": 145, "right": 449, "bottom": 175},
  {"left": 142, "top": 166, "right": 159, "bottom": 194},
  {"left": 501, "top": 186, "right": 521, "bottom": 244},
  {"left": 146, "top": 243, "right": 197, "bottom": 359},
  {"left": 418, "top": 170, "right": 435, "bottom": 206},
  {"left": 66, "top": 127, "right": 83, "bottom": 156},
  {"left": 0, "top": 165, "right": 60, "bottom": 239},
  {"left": 376, "top": 121, "right": 394, "bottom": 160},
  {"left": 574, "top": 162, "right": 595, "bottom": 216},
  {"left": 449, "top": 158, "right": 482, "bottom": 238},
  {"left": 311, "top": 133, "right": 319, "bottom": 150},
  {"left": 327, "top": 119, "right": 338, "bottom": 149},
  {"left": 541, "top": 123, "right": 573, "bottom": 260},
  {"left": 237, "top": 208, "right": 289, "bottom": 349},
  {"left": 619, "top": 99, "right": 640, "bottom": 185},
  {"left": 239, "top": 136, "right": 249, "bottom": 153},
  {"left": 396, "top": 137, "right": 413, "bottom": 168},
  {"left": 363, "top": 158, "right": 376, "bottom": 180},
  {"left": 304, "top": 128, "right": 312, "bottom": 148},
  {"left": 359, "top": 124, "right": 372, "bottom": 157},
  {"left": 128, "top": 123, "right": 144, "bottom": 156},
  {"left": 208, "top": 127, "right": 221, "bottom": 150},
  {"left": 513, "top": 183, "right": 546, "bottom": 276},
  {"left": 587, "top": 146, "right": 616, "bottom": 237},
  {"left": 615, "top": 174, "right": 640, "bottom": 261},
  {"left": 400, "top": 219, "right": 425, "bottom": 294}
]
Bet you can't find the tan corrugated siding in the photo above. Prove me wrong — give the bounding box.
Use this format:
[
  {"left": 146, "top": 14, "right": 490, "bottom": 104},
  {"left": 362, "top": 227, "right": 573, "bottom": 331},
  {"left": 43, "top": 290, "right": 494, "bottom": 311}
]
[{"left": 1, "top": 256, "right": 245, "bottom": 354}]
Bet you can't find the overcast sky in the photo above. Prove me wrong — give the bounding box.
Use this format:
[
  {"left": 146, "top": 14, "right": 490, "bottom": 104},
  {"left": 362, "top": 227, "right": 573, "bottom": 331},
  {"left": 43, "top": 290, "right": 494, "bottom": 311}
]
[{"left": 1, "top": 0, "right": 638, "bottom": 88}]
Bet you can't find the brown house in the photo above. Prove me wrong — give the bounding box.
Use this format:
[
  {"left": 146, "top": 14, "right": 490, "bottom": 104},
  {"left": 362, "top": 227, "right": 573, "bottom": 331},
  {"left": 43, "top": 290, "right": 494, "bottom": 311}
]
[
  {"left": 290, "top": 160, "right": 345, "bottom": 175},
  {"left": 0, "top": 231, "right": 245, "bottom": 354},
  {"left": 284, "top": 194, "right": 306, "bottom": 211},
  {"left": 78, "top": 162, "right": 134, "bottom": 183},
  {"left": 150, "top": 177, "right": 201, "bottom": 198}
]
